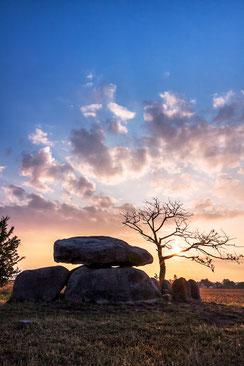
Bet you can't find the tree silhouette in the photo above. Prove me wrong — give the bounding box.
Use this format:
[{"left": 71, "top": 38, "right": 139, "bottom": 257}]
[
  {"left": 0, "top": 216, "right": 24, "bottom": 287},
  {"left": 121, "top": 198, "right": 242, "bottom": 284}
]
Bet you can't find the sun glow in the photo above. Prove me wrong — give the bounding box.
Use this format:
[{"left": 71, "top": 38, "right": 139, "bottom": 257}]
[{"left": 171, "top": 243, "right": 183, "bottom": 255}]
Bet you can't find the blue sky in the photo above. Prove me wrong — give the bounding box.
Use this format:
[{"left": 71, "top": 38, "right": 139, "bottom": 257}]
[{"left": 0, "top": 1, "right": 244, "bottom": 280}]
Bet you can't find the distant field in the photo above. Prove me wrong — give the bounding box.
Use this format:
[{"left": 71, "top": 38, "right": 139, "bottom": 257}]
[{"left": 200, "top": 288, "right": 244, "bottom": 306}]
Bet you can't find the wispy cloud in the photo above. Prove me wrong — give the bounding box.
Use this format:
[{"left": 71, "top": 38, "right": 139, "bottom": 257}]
[
  {"left": 29, "top": 128, "right": 53, "bottom": 146},
  {"left": 107, "top": 102, "right": 136, "bottom": 121},
  {"left": 106, "top": 102, "right": 135, "bottom": 135},
  {"left": 214, "top": 173, "right": 244, "bottom": 203},
  {"left": 107, "top": 120, "right": 128, "bottom": 134},
  {"left": 193, "top": 198, "right": 244, "bottom": 220},
  {"left": 163, "top": 71, "right": 170, "bottom": 79},
  {"left": 86, "top": 72, "right": 93, "bottom": 80},
  {"left": 80, "top": 103, "right": 102, "bottom": 118},
  {"left": 93, "top": 83, "right": 117, "bottom": 102},
  {"left": 213, "top": 90, "right": 234, "bottom": 108}
]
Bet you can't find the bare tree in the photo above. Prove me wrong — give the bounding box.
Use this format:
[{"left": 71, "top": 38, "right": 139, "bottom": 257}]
[{"left": 121, "top": 198, "right": 242, "bottom": 284}]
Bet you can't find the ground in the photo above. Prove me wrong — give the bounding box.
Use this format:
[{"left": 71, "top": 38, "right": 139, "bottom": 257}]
[{"left": 0, "top": 286, "right": 243, "bottom": 366}]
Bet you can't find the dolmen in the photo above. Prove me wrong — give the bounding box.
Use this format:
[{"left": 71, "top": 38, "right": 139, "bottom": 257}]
[
  {"left": 11, "top": 236, "right": 162, "bottom": 304},
  {"left": 11, "top": 236, "right": 201, "bottom": 304}
]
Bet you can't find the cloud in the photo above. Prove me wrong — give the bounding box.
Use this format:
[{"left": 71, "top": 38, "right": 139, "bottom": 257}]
[
  {"left": 86, "top": 72, "right": 93, "bottom": 80},
  {"left": 20, "top": 146, "right": 71, "bottom": 191},
  {"left": 144, "top": 92, "right": 194, "bottom": 130},
  {"left": 0, "top": 166, "right": 5, "bottom": 174},
  {"left": 1, "top": 185, "right": 61, "bottom": 210},
  {"left": 2, "top": 185, "right": 30, "bottom": 205},
  {"left": 91, "top": 194, "right": 116, "bottom": 208},
  {"left": 106, "top": 102, "right": 135, "bottom": 135},
  {"left": 69, "top": 127, "right": 150, "bottom": 184},
  {"left": 29, "top": 128, "right": 53, "bottom": 146},
  {"left": 193, "top": 198, "right": 244, "bottom": 220},
  {"left": 85, "top": 82, "right": 93, "bottom": 87},
  {"left": 107, "top": 102, "right": 136, "bottom": 121},
  {"left": 0, "top": 192, "right": 125, "bottom": 236},
  {"left": 19, "top": 146, "right": 97, "bottom": 201},
  {"left": 62, "top": 175, "right": 95, "bottom": 200},
  {"left": 214, "top": 173, "right": 244, "bottom": 203},
  {"left": 93, "top": 83, "right": 117, "bottom": 102},
  {"left": 84, "top": 72, "right": 94, "bottom": 87},
  {"left": 150, "top": 173, "right": 200, "bottom": 197},
  {"left": 213, "top": 91, "right": 244, "bottom": 124},
  {"left": 80, "top": 103, "right": 102, "bottom": 118},
  {"left": 107, "top": 120, "right": 128, "bottom": 134},
  {"left": 213, "top": 90, "right": 234, "bottom": 108},
  {"left": 143, "top": 92, "right": 244, "bottom": 174},
  {"left": 163, "top": 71, "right": 170, "bottom": 79},
  {"left": 159, "top": 91, "right": 194, "bottom": 119}
]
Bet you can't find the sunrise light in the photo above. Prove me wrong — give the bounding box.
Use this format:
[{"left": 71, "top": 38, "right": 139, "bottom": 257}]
[{"left": 0, "top": 0, "right": 243, "bottom": 284}]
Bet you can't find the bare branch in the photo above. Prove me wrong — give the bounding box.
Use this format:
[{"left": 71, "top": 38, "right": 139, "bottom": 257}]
[{"left": 121, "top": 197, "right": 243, "bottom": 282}]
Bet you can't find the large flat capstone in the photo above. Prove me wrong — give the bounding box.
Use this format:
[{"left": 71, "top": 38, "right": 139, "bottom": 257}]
[
  {"left": 65, "top": 266, "right": 161, "bottom": 304},
  {"left": 54, "top": 236, "right": 153, "bottom": 267}
]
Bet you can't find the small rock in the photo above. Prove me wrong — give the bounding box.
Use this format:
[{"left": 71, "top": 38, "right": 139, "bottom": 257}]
[
  {"left": 162, "top": 294, "right": 173, "bottom": 303},
  {"left": 17, "top": 320, "right": 33, "bottom": 329}
]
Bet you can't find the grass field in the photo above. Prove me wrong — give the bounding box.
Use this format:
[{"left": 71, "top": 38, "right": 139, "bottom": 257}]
[
  {"left": 200, "top": 288, "right": 244, "bottom": 306},
  {"left": 0, "top": 285, "right": 243, "bottom": 366}
]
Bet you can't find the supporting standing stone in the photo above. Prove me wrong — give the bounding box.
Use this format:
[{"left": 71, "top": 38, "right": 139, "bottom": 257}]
[
  {"left": 65, "top": 266, "right": 161, "bottom": 304},
  {"left": 171, "top": 277, "right": 191, "bottom": 302},
  {"left": 11, "top": 266, "right": 70, "bottom": 302},
  {"left": 160, "top": 279, "right": 172, "bottom": 294},
  {"left": 188, "top": 279, "right": 201, "bottom": 301}
]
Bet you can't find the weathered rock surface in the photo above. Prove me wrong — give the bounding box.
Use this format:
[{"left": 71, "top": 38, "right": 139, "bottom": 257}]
[
  {"left": 54, "top": 236, "right": 153, "bottom": 267},
  {"left": 65, "top": 266, "right": 161, "bottom": 304},
  {"left": 162, "top": 294, "right": 173, "bottom": 303},
  {"left": 11, "top": 266, "right": 70, "bottom": 302},
  {"left": 171, "top": 277, "right": 191, "bottom": 302},
  {"left": 160, "top": 279, "right": 172, "bottom": 295},
  {"left": 188, "top": 279, "right": 201, "bottom": 301}
]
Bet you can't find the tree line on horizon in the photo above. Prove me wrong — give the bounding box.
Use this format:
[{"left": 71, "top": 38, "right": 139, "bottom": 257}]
[{"left": 198, "top": 278, "right": 244, "bottom": 289}]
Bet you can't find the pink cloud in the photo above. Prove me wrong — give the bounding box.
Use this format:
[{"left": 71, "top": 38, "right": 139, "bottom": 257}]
[
  {"left": 29, "top": 128, "right": 53, "bottom": 146},
  {"left": 69, "top": 127, "right": 150, "bottom": 184}
]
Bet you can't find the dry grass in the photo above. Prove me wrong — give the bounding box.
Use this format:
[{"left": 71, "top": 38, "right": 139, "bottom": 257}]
[
  {"left": 200, "top": 288, "right": 244, "bottom": 306},
  {"left": 0, "top": 300, "right": 243, "bottom": 366},
  {"left": 0, "top": 285, "right": 243, "bottom": 365}
]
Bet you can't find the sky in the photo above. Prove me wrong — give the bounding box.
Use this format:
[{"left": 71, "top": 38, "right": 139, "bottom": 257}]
[{"left": 0, "top": 0, "right": 244, "bottom": 282}]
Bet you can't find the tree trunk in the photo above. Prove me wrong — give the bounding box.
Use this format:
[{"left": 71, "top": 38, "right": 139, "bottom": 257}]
[{"left": 158, "top": 250, "right": 166, "bottom": 284}]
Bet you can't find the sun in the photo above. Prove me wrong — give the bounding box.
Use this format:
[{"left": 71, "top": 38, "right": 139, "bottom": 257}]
[{"left": 172, "top": 243, "right": 182, "bottom": 255}]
